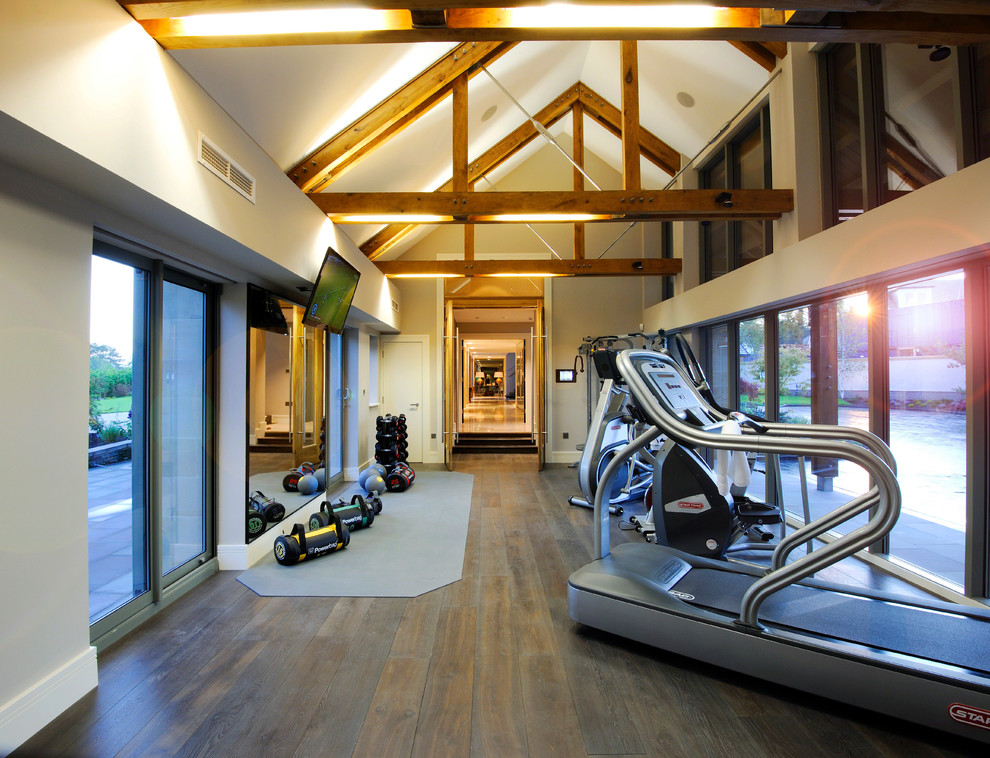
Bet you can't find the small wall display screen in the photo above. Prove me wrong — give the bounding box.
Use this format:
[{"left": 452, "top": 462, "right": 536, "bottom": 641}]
[
  {"left": 302, "top": 247, "right": 361, "bottom": 333},
  {"left": 556, "top": 369, "right": 576, "bottom": 383}
]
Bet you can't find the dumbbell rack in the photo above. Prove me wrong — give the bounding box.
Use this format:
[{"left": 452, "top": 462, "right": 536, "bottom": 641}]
[
  {"left": 375, "top": 414, "right": 415, "bottom": 491},
  {"left": 374, "top": 414, "right": 409, "bottom": 466}
]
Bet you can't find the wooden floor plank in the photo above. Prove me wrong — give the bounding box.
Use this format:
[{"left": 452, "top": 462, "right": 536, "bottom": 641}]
[
  {"left": 479, "top": 500, "right": 510, "bottom": 578},
  {"left": 114, "top": 639, "right": 268, "bottom": 758},
  {"left": 351, "top": 655, "right": 430, "bottom": 757},
  {"left": 519, "top": 653, "right": 589, "bottom": 758},
  {"left": 388, "top": 588, "right": 444, "bottom": 659},
  {"left": 293, "top": 597, "right": 407, "bottom": 758},
  {"left": 173, "top": 597, "right": 338, "bottom": 757},
  {"left": 472, "top": 576, "right": 528, "bottom": 757},
  {"left": 411, "top": 605, "right": 477, "bottom": 758}
]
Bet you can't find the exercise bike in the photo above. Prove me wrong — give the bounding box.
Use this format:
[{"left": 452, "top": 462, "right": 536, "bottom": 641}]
[{"left": 569, "top": 333, "right": 664, "bottom": 515}]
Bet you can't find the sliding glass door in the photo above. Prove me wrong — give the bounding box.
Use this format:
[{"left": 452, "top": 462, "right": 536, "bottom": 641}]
[
  {"left": 88, "top": 255, "right": 149, "bottom": 623},
  {"left": 89, "top": 242, "right": 215, "bottom": 644},
  {"left": 161, "top": 276, "right": 210, "bottom": 576}
]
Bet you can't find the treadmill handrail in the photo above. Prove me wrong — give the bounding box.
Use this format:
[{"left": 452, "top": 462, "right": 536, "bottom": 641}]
[
  {"left": 770, "top": 487, "right": 878, "bottom": 570},
  {"left": 754, "top": 421, "right": 897, "bottom": 475},
  {"left": 615, "top": 349, "right": 901, "bottom": 629}
]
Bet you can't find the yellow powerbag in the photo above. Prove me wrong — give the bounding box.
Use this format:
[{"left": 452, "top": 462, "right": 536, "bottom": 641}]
[{"left": 273, "top": 515, "right": 349, "bottom": 565}]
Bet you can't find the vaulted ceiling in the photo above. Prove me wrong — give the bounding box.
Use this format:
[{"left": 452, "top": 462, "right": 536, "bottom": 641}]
[{"left": 116, "top": 2, "right": 990, "bottom": 276}]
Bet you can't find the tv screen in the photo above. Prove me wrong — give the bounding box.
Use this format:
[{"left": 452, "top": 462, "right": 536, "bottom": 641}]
[
  {"left": 247, "top": 285, "right": 289, "bottom": 335},
  {"left": 302, "top": 247, "right": 361, "bottom": 333}
]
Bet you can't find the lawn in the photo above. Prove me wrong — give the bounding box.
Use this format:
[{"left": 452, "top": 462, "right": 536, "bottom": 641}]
[
  {"left": 747, "top": 394, "right": 852, "bottom": 407},
  {"left": 95, "top": 396, "right": 132, "bottom": 414}
]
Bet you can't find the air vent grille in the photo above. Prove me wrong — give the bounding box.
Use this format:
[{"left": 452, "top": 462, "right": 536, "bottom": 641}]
[{"left": 198, "top": 133, "right": 256, "bottom": 203}]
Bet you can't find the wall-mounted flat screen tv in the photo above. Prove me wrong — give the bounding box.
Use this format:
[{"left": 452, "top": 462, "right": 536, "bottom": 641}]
[{"left": 302, "top": 247, "right": 361, "bottom": 333}]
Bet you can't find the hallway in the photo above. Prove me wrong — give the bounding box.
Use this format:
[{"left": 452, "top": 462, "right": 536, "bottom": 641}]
[{"left": 460, "top": 397, "right": 529, "bottom": 434}]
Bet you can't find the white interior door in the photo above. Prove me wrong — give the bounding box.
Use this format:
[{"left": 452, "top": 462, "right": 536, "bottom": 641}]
[{"left": 382, "top": 336, "right": 426, "bottom": 463}]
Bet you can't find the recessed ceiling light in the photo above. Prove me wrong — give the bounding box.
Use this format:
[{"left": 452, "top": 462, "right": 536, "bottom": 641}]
[{"left": 676, "top": 91, "right": 695, "bottom": 108}]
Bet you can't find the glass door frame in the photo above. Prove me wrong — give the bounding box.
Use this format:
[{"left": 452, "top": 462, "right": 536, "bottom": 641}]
[{"left": 89, "top": 240, "right": 218, "bottom": 649}]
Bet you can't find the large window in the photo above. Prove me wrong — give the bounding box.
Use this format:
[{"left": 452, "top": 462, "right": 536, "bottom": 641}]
[
  {"left": 700, "top": 263, "right": 986, "bottom": 596},
  {"left": 161, "top": 279, "right": 209, "bottom": 574},
  {"left": 88, "top": 242, "right": 215, "bottom": 644},
  {"left": 821, "top": 43, "right": 989, "bottom": 227},
  {"left": 700, "top": 106, "right": 772, "bottom": 282},
  {"left": 886, "top": 271, "right": 967, "bottom": 588}
]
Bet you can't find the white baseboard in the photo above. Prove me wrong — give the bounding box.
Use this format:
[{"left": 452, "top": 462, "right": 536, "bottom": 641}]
[
  {"left": 0, "top": 646, "right": 98, "bottom": 755},
  {"left": 550, "top": 450, "right": 582, "bottom": 465},
  {"left": 218, "top": 524, "right": 287, "bottom": 570}
]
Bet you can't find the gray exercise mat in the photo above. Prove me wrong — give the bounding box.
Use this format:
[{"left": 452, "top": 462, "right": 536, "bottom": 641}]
[{"left": 238, "top": 470, "right": 474, "bottom": 598}]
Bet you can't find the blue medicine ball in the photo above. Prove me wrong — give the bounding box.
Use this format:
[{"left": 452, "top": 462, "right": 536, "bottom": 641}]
[
  {"left": 365, "top": 474, "right": 386, "bottom": 496},
  {"left": 297, "top": 474, "right": 319, "bottom": 495}
]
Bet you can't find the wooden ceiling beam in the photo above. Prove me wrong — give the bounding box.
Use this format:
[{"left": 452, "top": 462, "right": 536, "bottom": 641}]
[
  {"left": 287, "top": 40, "right": 515, "bottom": 192},
  {"left": 360, "top": 83, "right": 580, "bottom": 259},
  {"left": 577, "top": 84, "right": 680, "bottom": 176},
  {"left": 573, "top": 102, "right": 585, "bottom": 261},
  {"left": 729, "top": 41, "right": 779, "bottom": 72},
  {"left": 127, "top": 8, "right": 990, "bottom": 47},
  {"left": 360, "top": 81, "right": 683, "bottom": 259},
  {"left": 375, "top": 257, "right": 683, "bottom": 278},
  {"left": 120, "top": 2, "right": 990, "bottom": 21},
  {"left": 314, "top": 189, "right": 794, "bottom": 221}
]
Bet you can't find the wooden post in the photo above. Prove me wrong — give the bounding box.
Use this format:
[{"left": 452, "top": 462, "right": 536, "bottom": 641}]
[
  {"left": 620, "top": 40, "right": 641, "bottom": 192},
  {"left": 453, "top": 73, "right": 473, "bottom": 259},
  {"left": 573, "top": 102, "right": 585, "bottom": 260}
]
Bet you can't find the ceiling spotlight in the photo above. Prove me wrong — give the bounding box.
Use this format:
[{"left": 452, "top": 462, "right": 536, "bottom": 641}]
[
  {"left": 715, "top": 191, "right": 733, "bottom": 208},
  {"left": 918, "top": 44, "right": 951, "bottom": 62},
  {"left": 930, "top": 45, "right": 951, "bottom": 62}
]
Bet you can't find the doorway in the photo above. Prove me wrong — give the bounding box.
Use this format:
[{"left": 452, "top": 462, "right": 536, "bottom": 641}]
[{"left": 446, "top": 304, "right": 541, "bottom": 459}]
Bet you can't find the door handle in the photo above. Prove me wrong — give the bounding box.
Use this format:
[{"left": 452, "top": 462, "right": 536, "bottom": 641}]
[{"left": 410, "top": 402, "right": 420, "bottom": 407}]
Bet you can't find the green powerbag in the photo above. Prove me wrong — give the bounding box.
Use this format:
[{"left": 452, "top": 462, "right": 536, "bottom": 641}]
[{"left": 309, "top": 494, "right": 382, "bottom": 533}]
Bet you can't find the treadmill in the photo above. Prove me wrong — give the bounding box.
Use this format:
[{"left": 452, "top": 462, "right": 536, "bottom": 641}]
[{"left": 568, "top": 348, "right": 990, "bottom": 743}]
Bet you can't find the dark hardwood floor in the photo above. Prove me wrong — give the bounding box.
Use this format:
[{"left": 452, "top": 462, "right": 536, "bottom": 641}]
[{"left": 15, "top": 456, "right": 982, "bottom": 757}]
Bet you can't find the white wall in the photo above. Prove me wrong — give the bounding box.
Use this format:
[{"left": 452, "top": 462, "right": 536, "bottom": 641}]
[
  {"left": 550, "top": 273, "right": 645, "bottom": 462},
  {"left": 0, "top": 162, "right": 97, "bottom": 754}
]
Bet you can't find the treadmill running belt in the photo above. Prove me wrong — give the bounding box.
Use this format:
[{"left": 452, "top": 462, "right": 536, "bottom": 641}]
[{"left": 673, "top": 569, "right": 989, "bottom": 674}]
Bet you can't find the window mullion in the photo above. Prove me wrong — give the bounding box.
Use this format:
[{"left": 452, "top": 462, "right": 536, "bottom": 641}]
[
  {"left": 964, "top": 262, "right": 989, "bottom": 598},
  {"left": 866, "top": 281, "right": 889, "bottom": 554},
  {"left": 149, "top": 260, "right": 164, "bottom": 602}
]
